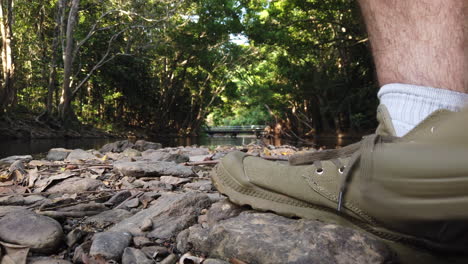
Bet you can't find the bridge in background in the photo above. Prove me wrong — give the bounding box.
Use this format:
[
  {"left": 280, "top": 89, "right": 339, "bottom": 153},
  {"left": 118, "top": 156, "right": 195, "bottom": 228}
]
[{"left": 204, "top": 125, "right": 267, "bottom": 138}]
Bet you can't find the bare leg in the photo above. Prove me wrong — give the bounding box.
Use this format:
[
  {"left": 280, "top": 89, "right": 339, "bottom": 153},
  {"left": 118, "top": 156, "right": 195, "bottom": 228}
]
[{"left": 358, "top": 0, "right": 467, "bottom": 93}]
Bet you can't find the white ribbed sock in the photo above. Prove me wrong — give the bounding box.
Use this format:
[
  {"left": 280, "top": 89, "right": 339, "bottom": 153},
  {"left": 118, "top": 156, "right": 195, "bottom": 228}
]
[{"left": 378, "top": 83, "right": 468, "bottom": 137}]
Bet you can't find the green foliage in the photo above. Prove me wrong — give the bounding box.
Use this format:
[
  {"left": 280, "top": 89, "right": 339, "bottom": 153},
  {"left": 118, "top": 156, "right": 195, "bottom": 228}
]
[{"left": 6, "top": 0, "right": 377, "bottom": 135}]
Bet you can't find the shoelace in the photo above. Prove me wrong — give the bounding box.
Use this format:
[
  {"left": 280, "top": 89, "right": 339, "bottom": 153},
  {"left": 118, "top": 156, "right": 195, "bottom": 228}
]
[{"left": 289, "top": 134, "right": 396, "bottom": 212}]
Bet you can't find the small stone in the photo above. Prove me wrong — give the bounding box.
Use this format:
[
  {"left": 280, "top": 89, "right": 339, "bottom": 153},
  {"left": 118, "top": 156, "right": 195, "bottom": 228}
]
[
  {"left": 73, "top": 241, "right": 91, "bottom": 264},
  {"left": 133, "top": 236, "right": 153, "bottom": 247},
  {"left": 122, "top": 148, "right": 141, "bottom": 158},
  {"left": 0, "top": 210, "right": 63, "bottom": 253},
  {"left": 46, "top": 148, "right": 72, "bottom": 161},
  {"left": 140, "top": 218, "right": 153, "bottom": 232},
  {"left": 206, "top": 199, "right": 245, "bottom": 227},
  {"left": 160, "top": 176, "right": 190, "bottom": 185},
  {"left": 134, "top": 140, "right": 162, "bottom": 151},
  {"left": 184, "top": 180, "right": 213, "bottom": 191},
  {"left": 66, "top": 228, "right": 85, "bottom": 247},
  {"left": 141, "top": 246, "right": 169, "bottom": 259},
  {"left": 165, "top": 153, "right": 190, "bottom": 164},
  {"left": 27, "top": 257, "right": 72, "bottom": 264},
  {"left": 159, "top": 254, "right": 178, "bottom": 264},
  {"left": 122, "top": 247, "right": 153, "bottom": 264},
  {"left": 203, "top": 259, "right": 230, "bottom": 264},
  {"left": 90, "top": 232, "right": 132, "bottom": 261},
  {"left": 65, "top": 149, "right": 98, "bottom": 162},
  {"left": 125, "top": 198, "right": 140, "bottom": 208},
  {"left": 84, "top": 209, "right": 133, "bottom": 229},
  {"left": 105, "top": 190, "right": 132, "bottom": 206}
]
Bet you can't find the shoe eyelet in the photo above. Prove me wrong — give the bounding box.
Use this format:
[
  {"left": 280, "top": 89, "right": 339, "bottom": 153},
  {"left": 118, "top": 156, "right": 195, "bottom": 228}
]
[
  {"left": 338, "top": 167, "right": 345, "bottom": 174},
  {"left": 316, "top": 168, "right": 324, "bottom": 175}
]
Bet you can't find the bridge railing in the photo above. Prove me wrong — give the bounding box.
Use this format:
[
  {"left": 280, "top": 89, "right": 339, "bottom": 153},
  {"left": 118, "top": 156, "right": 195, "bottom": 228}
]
[{"left": 204, "top": 125, "right": 266, "bottom": 132}]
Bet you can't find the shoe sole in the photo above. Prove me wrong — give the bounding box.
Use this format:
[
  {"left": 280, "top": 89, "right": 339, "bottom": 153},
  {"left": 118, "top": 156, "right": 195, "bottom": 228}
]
[{"left": 212, "top": 162, "right": 468, "bottom": 264}]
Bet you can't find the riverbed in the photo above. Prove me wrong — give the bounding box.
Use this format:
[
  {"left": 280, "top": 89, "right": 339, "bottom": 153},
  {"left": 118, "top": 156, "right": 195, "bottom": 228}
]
[{"left": 0, "top": 135, "right": 359, "bottom": 158}]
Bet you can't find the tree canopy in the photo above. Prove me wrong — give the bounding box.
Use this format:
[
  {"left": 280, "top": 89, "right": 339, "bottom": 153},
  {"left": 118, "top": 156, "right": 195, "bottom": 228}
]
[{"left": 0, "top": 0, "right": 378, "bottom": 137}]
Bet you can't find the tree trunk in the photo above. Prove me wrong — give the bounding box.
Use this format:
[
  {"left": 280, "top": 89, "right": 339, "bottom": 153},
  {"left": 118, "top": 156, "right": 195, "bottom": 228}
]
[
  {"left": 58, "top": 0, "right": 79, "bottom": 124},
  {"left": 0, "top": 0, "right": 14, "bottom": 113},
  {"left": 46, "top": 0, "right": 64, "bottom": 116}
]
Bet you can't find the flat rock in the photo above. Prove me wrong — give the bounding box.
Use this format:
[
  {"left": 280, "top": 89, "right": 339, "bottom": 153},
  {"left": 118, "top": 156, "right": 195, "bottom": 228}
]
[
  {"left": 184, "top": 180, "right": 213, "bottom": 191},
  {"left": 113, "top": 161, "right": 195, "bottom": 178},
  {"left": 90, "top": 232, "right": 132, "bottom": 261},
  {"left": 204, "top": 259, "right": 230, "bottom": 264},
  {"left": 0, "top": 155, "right": 32, "bottom": 165},
  {"left": 189, "top": 155, "right": 212, "bottom": 162},
  {"left": 46, "top": 148, "right": 72, "bottom": 161},
  {"left": 173, "top": 147, "right": 210, "bottom": 156},
  {"left": 84, "top": 209, "right": 134, "bottom": 228},
  {"left": 160, "top": 176, "right": 191, "bottom": 185},
  {"left": 110, "top": 192, "right": 212, "bottom": 239},
  {"left": 122, "top": 247, "right": 153, "bottom": 264},
  {"left": 28, "top": 257, "right": 72, "bottom": 264},
  {"left": 180, "top": 212, "right": 393, "bottom": 264},
  {"left": 65, "top": 149, "right": 98, "bottom": 162},
  {"left": 46, "top": 177, "right": 104, "bottom": 193},
  {"left": 206, "top": 199, "right": 245, "bottom": 227},
  {"left": 0, "top": 210, "right": 63, "bottom": 253}
]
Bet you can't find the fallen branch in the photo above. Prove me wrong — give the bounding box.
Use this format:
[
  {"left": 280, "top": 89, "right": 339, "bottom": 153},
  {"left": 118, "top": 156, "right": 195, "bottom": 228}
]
[{"left": 37, "top": 210, "right": 104, "bottom": 218}]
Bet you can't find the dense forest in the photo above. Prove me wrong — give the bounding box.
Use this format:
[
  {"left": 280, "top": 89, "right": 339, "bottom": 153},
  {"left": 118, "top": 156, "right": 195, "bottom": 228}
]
[{"left": 0, "top": 0, "right": 378, "bottom": 138}]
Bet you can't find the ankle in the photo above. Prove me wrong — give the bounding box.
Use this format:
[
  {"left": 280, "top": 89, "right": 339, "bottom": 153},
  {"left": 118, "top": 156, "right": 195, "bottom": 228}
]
[{"left": 378, "top": 83, "right": 468, "bottom": 136}]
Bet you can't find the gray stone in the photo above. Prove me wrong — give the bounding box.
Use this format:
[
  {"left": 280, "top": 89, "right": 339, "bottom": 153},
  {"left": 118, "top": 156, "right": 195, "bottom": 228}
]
[
  {"left": 84, "top": 209, "right": 133, "bottom": 228},
  {"left": 141, "top": 246, "right": 169, "bottom": 258},
  {"left": 110, "top": 192, "right": 212, "bottom": 239},
  {"left": 122, "top": 148, "right": 141, "bottom": 158},
  {"left": 165, "top": 153, "right": 190, "bottom": 164},
  {"left": 73, "top": 241, "right": 91, "bottom": 264},
  {"left": 100, "top": 140, "right": 135, "bottom": 153},
  {"left": 206, "top": 199, "right": 245, "bottom": 227},
  {"left": 105, "top": 190, "right": 132, "bottom": 206},
  {"left": 113, "top": 161, "right": 195, "bottom": 178},
  {"left": 122, "top": 247, "right": 153, "bottom": 264},
  {"left": 27, "top": 257, "right": 72, "bottom": 264},
  {"left": 184, "top": 180, "right": 213, "bottom": 191},
  {"left": 181, "top": 212, "right": 393, "bottom": 264},
  {"left": 141, "top": 150, "right": 171, "bottom": 161},
  {"left": 0, "top": 210, "right": 63, "bottom": 253},
  {"left": 189, "top": 155, "right": 212, "bottom": 162},
  {"left": 90, "top": 232, "right": 132, "bottom": 261},
  {"left": 46, "top": 177, "right": 104, "bottom": 193},
  {"left": 175, "top": 147, "right": 210, "bottom": 156},
  {"left": 46, "top": 148, "right": 72, "bottom": 161},
  {"left": 0, "top": 206, "right": 27, "bottom": 217},
  {"left": 65, "top": 149, "right": 98, "bottom": 162},
  {"left": 203, "top": 259, "right": 230, "bottom": 264},
  {"left": 0, "top": 155, "right": 32, "bottom": 165},
  {"left": 160, "top": 176, "right": 191, "bottom": 185},
  {"left": 133, "top": 236, "right": 153, "bottom": 247},
  {"left": 134, "top": 140, "right": 162, "bottom": 151},
  {"left": 125, "top": 198, "right": 140, "bottom": 208}
]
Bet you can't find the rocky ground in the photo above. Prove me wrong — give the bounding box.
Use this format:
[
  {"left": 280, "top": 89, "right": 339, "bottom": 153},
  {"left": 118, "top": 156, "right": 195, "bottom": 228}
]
[{"left": 0, "top": 139, "right": 394, "bottom": 264}]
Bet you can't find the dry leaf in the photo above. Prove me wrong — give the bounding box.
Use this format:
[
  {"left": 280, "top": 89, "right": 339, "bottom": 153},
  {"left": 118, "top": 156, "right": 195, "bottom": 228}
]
[
  {"left": 0, "top": 241, "right": 29, "bottom": 264},
  {"left": 27, "top": 168, "right": 39, "bottom": 188}
]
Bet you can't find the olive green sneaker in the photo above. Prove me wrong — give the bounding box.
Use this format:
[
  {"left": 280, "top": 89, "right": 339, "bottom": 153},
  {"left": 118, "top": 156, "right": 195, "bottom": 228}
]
[{"left": 212, "top": 106, "right": 468, "bottom": 263}]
